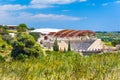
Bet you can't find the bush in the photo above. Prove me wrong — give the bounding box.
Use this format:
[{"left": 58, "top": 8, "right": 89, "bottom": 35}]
[
  {"left": 45, "top": 50, "right": 52, "bottom": 54},
  {"left": 17, "top": 23, "right": 28, "bottom": 32},
  {"left": 29, "top": 32, "right": 40, "bottom": 41},
  {"left": 2, "top": 34, "right": 13, "bottom": 44},
  {"left": 1, "top": 44, "right": 6, "bottom": 49},
  {"left": 0, "top": 55, "right": 5, "bottom": 62},
  {"left": 11, "top": 33, "right": 42, "bottom": 59},
  {"left": 16, "top": 54, "right": 28, "bottom": 61},
  {"left": 111, "top": 40, "right": 120, "bottom": 46}
]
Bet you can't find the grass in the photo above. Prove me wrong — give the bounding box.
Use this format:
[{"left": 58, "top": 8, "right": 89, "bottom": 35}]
[
  {"left": 0, "top": 35, "right": 7, "bottom": 46},
  {"left": 0, "top": 51, "right": 120, "bottom": 80},
  {"left": 7, "top": 30, "right": 17, "bottom": 33},
  {"left": 0, "top": 35, "right": 12, "bottom": 57},
  {"left": 104, "top": 42, "right": 113, "bottom": 47}
]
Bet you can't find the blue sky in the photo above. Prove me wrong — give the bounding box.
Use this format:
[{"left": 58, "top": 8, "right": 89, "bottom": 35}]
[{"left": 0, "top": 0, "right": 120, "bottom": 31}]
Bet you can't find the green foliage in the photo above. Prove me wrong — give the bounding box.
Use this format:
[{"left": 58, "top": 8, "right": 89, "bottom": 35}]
[
  {"left": 11, "top": 33, "right": 42, "bottom": 59},
  {"left": 0, "top": 52, "right": 120, "bottom": 79},
  {"left": 97, "top": 32, "right": 120, "bottom": 47},
  {"left": 64, "top": 48, "right": 66, "bottom": 53},
  {"left": 45, "top": 50, "right": 51, "bottom": 54},
  {"left": 68, "top": 40, "right": 71, "bottom": 51},
  {"left": 0, "top": 55, "right": 5, "bottom": 62},
  {"left": 29, "top": 32, "right": 40, "bottom": 41},
  {"left": 2, "top": 34, "right": 13, "bottom": 44},
  {"left": 53, "top": 39, "right": 59, "bottom": 51},
  {"left": 16, "top": 54, "right": 28, "bottom": 61},
  {"left": 1, "top": 44, "right": 6, "bottom": 49},
  {"left": 104, "top": 42, "right": 113, "bottom": 47},
  {"left": 0, "top": 35, "right": 8, "bottom": 47},
  {"left": 0, "top": 25, "right": 8, "bottom": 35},
  {"left": 17, "top": 23, "right": 28, "bottom": 32},
  {"left": 111, "top": 40, "right": 120, "bottom": 46},
  {"left": 28, "top": 27, "right": 35, "bottom": 30}
]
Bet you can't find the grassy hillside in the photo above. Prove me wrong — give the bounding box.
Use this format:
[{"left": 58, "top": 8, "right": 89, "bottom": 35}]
[
  {"left": 0, "top": 51, "right": 120, "bottom": 80},
  {"left": 0, "top": 35, "right": 12, "bottom": 58},
  {"left": 0, "top": 35, "right": 7, "bottom": 46}
]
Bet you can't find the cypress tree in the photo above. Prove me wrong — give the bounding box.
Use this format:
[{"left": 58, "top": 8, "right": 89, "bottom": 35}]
[
  {"left": 68, "top": 40, "right": 71, "bottom": 51},
  {"left": 53, "top": 38, "right": 59, "bottom": 51},
  {"left": 64, "top": 48, "right": 66, "bottom": 53}
]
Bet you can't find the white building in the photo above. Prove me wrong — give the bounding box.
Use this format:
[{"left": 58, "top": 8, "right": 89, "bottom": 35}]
[{"left": 33, "top": 29, "right": 104, "bottom": 53}]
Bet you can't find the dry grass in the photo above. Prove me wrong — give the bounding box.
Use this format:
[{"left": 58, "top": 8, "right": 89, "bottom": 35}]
[{"left": 0, "top": 51, "right": 120, "bottom": 80}]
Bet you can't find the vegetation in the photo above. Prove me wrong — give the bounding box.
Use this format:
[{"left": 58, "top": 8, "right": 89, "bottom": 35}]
[
  {"left": 28, "top": 27, "right": 35, "bottom": 30},
  {"left": 0, "top": 55, "right": 5, "bottom": 62},
  {"left": 0, "top": 51, "right": 120, "bottom": 79},
  {"left": 0, "top": 25, "right": 120, "bottom": 79},
  {"left": 29, "top": 32, "right": 40, "bottom": 41},
  {"left": 111, "top": 40, "right": 120, "bottom": 46},
  {"left": 2, "top": 34, "right": 13, "bottom": 44},
  {"left": 17, "top": 23, "right": 28, "bottom": 32},
  {"left": 0, "top": 35, "right": 7, "bottom": 46},
  {"left": 0, "top": 25, "right": 8, "bottom": 35},
  {"left": 97, "top": 32, "right": 120, "bottom": 46},
  {"left": 68, "top": 40, "right": 71, "bottom": 51},
  {"left": 11, "top": 33, "right": 42, "bottom": 59},
  {"left": 53, "top": 38, "right": 59, "bottom": 51}
]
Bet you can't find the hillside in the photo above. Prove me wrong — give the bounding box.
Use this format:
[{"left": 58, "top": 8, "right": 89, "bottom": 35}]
[
  {"left": 0, "top": 35, "right": 7, "bottom": 46},
  {"left": 0, "top": 51, "right": 120, "bottom": 80},
  {"left": 0, "top": 30, "right": 120, "bottom": 80}
]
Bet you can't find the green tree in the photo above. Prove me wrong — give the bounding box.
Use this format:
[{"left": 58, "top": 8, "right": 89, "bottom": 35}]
[
  {"left": 28, "top": 28, "right": 35, "bottom": 30},
  {"left": 68, "top": 40, "right": 71, "bottom": 51},
  {"left": 29, "top": 32, "right": 40, "bottom": 41},
  {"left": 17, "top": 23, "right": 28, "bottom": 32},
  {"left": 53, "top": 38, "right": 59, "bottom": 51},
  {"left": 0, "top": 55, "right": 5, "bottom": 63},
  {"left": 64, "top": 48, "right": 66, "bottom": 53},
  {"left": 0, "top": 25, "right": 8, "bottom": 35},
  {"left": 111, "top": 40, "right": 120, "bottom": 46},
  {"left": 11, "top": 33, "right": 42, "bottom": 59}
]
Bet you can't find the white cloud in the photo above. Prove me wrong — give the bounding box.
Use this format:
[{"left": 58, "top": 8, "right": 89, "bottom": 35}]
[
  {"left": 102, "top": 3, "right": 109, "bottom": 6},
  {"left": 115, "top": 1, "right": 120, "bottom": 4},
  {"left": 31, "top": 0, "right": 77, "bottom": 5},
  {"left": 0, "top": 0, "right": 88, "bottom": 10},
  {"left": 102, "top": 1, "right": 120, "bottom": 6},
  {"left": 32, "top": 14, "right": 80, "bottom": 20},
  {"left": 80, "top": 0, "right": 87, "bottom": 2},
  {"left": 0, "top": 11, "right": 82, "bottom": 23},
  {"left": 30, "top": 0, "right": 87, "bottom": 8},
  {"left": 0, "top": 4, "right": 27, "bottom": 11},
  {"left": 29, "top": 4, "right": 53, "bottom": 9},
  {"left": 62, "top": 10, "right": 71, "bottom": 12}
]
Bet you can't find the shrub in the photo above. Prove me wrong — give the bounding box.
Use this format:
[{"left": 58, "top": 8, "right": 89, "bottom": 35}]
[
  {"left": 2, "top": 34, "right": 13, "bottom": 44},
  {"left": 111, "top": 39, "right": 120, "bottom": 46},
  {"left": 17, "top": 23, "right": 28, "bottom": 32},
  {"left": 0, "top": 55, "right": 5, "bottom": 62},
  {"left": 11, "top": 33, "right": 42, "bottom": 59},
  {"left": 16, "top": 54, "right": 28, "bottom": 61},
  {"left": 29, "top": 32, "right": 40, "bottom": 41},
  {"left": 45, "top": 50, "right": 52, "bottom": 54},
  {"left": 1, "top": 44, "right": 6, "bottom": 49}
]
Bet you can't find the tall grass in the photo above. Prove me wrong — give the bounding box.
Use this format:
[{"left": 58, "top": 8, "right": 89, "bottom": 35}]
[{"left": 0, "top": 51, "right": 120, "bottom": 80}]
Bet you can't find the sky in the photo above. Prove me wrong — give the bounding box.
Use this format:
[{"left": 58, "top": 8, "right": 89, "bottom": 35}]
[{"left": 0, "top": 0, "right": 120, "bottom": 31}]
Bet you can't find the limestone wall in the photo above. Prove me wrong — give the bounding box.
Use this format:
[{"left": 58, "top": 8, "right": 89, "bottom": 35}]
[
  {"left": 87, "top": 39, "right": 104, "bottom": 51},
  {"left": 58, "top": 41, "right": 68, "bottom": 51}
]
